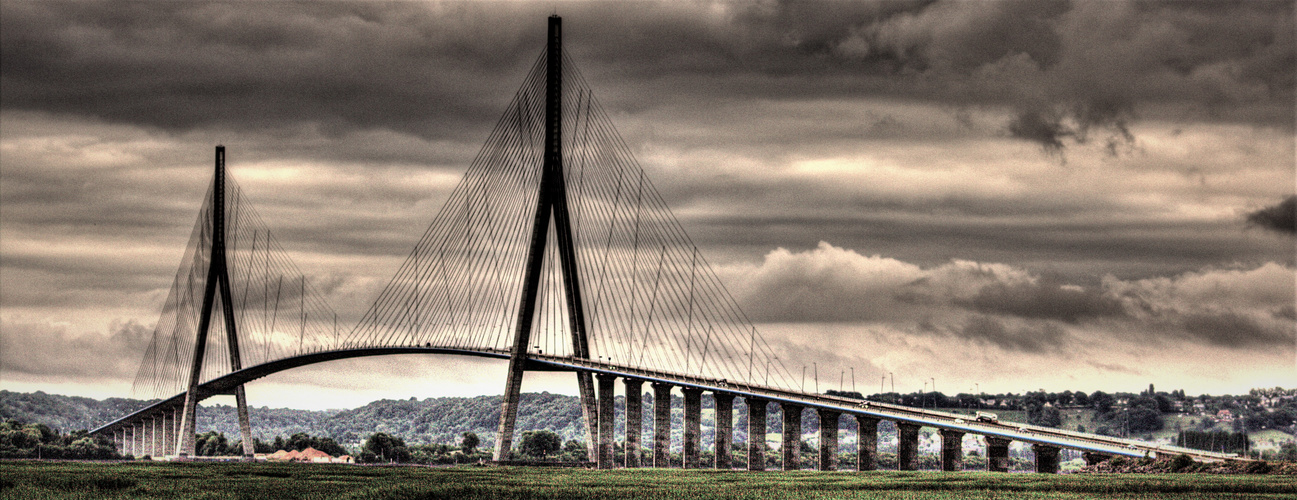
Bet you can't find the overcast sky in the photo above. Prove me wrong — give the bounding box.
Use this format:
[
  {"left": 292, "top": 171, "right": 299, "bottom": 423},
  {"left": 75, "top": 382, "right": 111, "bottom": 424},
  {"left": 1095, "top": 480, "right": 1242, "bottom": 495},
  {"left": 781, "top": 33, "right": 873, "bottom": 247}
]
[{"left": 2, "top": 1, "right": 1294, "bottom": 411}]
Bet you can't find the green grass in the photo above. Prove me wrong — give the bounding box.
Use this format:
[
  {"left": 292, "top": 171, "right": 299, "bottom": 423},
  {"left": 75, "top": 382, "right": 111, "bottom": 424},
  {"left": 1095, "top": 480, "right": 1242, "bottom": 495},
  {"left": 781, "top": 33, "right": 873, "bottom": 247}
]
[{"left": 1, "top": 461, "right": 1293, "bottom": 500}]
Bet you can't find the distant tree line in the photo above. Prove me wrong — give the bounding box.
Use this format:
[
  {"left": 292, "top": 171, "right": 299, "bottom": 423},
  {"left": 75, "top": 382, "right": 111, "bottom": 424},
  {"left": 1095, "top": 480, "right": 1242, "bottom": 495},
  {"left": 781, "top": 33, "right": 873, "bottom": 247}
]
[
  {"left": 0, "top": 420, "right": 119, "bottom": 459},
  {"left": 3, "top": 386, "right": 1294, "bottom": 461}
]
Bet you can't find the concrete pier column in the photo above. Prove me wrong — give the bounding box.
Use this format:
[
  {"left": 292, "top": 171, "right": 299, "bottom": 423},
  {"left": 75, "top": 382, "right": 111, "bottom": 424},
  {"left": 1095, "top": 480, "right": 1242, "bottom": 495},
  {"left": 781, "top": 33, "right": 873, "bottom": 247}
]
[
  {"left": 652, "top": 382, "right": 673, "bottom": 468},
  {"left": 176, "top": 409, "right": 184, "bottom": 455},
  {"left": 136, "top": 422, "right": 145, "bottom": 457},
  {"left": 713, "top": 393, "right": 735, "bottom": 469},
  {"left": 151, "top": 417, "right": 158, "bottom": 457},
  {"left": 817, "top": 409, "right": 839, "bottom": 471},
  {"left": 985, "top": 436, "right": 1011, "bottom": 472},
  {"left": 682, "top": 387, "right": 702, "bottom": 468},
  {"left": 624, "top": 379, "right": 644, "bottom": 467},
  {"left": 597, "top": 374, "right": 617, "bottom": 469},
  {"left": 155, "top": 416, "right": 163, "bottom": 457},
  {"left": 747, "top": 398, "right": 767, "bottom": 471},
  {"left": 1032, "top": 444, "right": 1061, "bottom": 474},
  {"left": 163, "top": 409, "right": 173, "bottom": 455},
  {"left": 896, "top": 423, "right": 921, "bottom": 471},
  {"left": 114, "top": 429, "right": 122, "bottom": 455},
  {"left": 172, "top": 409, "right": 183, "bottom": 456},
  {"left": 781, "top": 403, "right": 803, "bottom": 470},
  {"left": 940, "top": 429, "right": 964, "bottom": 471},
  {"left": 1083, "top": 451, "right": 1112, "bottom": 466},
  {"left": 855, "top": 416, "right": 879, "bottom": 471},
  {"left": 123, "top": 426, "right": 131, "bottom": 457}
]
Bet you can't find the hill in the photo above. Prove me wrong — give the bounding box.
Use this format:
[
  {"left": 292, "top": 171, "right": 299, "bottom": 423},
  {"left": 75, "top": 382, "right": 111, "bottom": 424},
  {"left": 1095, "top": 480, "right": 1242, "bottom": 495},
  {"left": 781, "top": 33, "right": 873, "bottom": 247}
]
[{"left": 4, "top": 388, "right": 1291, "bottom": 454}]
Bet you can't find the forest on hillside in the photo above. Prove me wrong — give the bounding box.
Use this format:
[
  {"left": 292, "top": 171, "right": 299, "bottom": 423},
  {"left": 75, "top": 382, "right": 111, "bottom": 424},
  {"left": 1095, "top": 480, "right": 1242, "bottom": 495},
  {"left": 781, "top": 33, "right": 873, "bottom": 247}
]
[{"left": 3, "top": 387, "right": 1293, "bottom": 453}]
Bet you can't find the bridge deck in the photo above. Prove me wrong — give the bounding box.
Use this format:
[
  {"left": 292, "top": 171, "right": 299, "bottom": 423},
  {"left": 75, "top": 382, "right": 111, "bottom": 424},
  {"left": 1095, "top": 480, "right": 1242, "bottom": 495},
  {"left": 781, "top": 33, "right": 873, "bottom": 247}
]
[{"left": 95, "top": 346, "right": 1238, "bottom": 463}]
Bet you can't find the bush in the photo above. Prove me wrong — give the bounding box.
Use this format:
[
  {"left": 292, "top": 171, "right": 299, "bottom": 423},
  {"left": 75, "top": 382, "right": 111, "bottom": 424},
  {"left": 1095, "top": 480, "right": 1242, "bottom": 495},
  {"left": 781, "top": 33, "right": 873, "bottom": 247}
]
[
  {"left": 1243, "top": 460, "right": 1272, "bottom": 474},
  {"left": 1169, "top": 454, "right": 1193, "bottom": 472}
]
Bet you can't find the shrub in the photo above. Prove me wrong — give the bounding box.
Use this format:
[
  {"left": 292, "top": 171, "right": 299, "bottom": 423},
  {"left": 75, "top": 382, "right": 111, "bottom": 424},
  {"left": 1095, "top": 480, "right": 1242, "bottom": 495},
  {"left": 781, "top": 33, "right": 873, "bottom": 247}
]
[{"left": 1243, "top": 460, "right": 1272, "bottom": 474}]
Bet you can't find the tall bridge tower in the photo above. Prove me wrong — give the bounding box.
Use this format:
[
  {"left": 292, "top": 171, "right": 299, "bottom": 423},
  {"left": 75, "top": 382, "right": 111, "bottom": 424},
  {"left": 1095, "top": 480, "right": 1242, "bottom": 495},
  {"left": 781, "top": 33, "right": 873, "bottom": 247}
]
[
  {"left": 494, "top": 15, "right": 598, "bottom": 461},
  {"left": 175, "top": 146, "right": 255, "bottom": 459}
]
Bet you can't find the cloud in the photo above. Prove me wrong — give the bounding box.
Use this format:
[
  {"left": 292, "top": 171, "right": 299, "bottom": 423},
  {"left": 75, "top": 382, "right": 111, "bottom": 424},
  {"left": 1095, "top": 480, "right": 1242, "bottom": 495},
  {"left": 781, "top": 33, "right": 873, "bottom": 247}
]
[
  {"left": 1007, "top": 109, "right": 1068, "bottom": 155},
  {"left": 0, "top": 1, "right": 547, "bottom": 138},
  {"left": 958, "top": 315, "right": 1069, "bottom": 353},
  {"left": 1179, "top": 311, "right": 1293, "bottom": 349},
  {"left": 1245, "top": 195, "right": 1296, "bottom": 235},
  {"left": 962, "top": 277, "right": 1124, "bottom": 323},
  {"left": 1085, "top": 360, "right": 1143, "bottom": 376},
  {"left": 2, "top": 1, "right": 1290, "bottom": 142},
  {"left": 726, "top": 242, "right": 1294, "bottom": 352},
  {"left": 1104, "top": 262, "right": 1297, "bottom": 348},
  {"left": 838, "top": 0, "right": 1292, "bottom": 154},
  {"left": 0, "top": 318, "right": 152, "bottom": 379}
]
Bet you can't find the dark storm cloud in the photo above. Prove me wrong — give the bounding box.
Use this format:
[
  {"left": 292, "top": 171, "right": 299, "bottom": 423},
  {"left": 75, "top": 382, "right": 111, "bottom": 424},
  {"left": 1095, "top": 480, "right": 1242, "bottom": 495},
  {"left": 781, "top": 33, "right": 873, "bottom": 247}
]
[
  {"left": 958, "top": 315, "right": 1069, "bottom": 353},
  {"left": 1179, "top": 312, "right": 1294, "bottom": 349},
  {"left": 961, "top": 278, "right": 1124, "bottom": 323},
  {"left": 0, "top": 1, "right": 549, "bottom": 138},
  {"left": 1246, "top": 195, "right": 1296, "bottom": 235},
  {"left": 2, "top": 1, "right": 1291, "bottom": 141}
]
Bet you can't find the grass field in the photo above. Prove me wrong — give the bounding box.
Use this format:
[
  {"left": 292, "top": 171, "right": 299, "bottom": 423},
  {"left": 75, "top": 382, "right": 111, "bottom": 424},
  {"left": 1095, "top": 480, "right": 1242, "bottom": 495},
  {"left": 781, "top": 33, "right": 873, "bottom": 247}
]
[{"left": 1, "top": 461, "right": 1293, "bottom": 500}]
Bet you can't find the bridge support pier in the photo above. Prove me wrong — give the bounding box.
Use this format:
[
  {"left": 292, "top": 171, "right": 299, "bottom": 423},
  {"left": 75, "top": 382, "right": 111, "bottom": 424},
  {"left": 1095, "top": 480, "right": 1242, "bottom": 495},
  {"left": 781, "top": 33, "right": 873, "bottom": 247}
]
[
  {"left": 151, "top": 416, "right": 159, "bottom": 457},
  {"left": 747, "top": 398, "right": 767, "bottom": 471},
  {"left": 653, "top": 383, "right": 672, "bottom": 468},
  {"left": 896, "top": 423, "right": 920, "bottom": 471},
  {"left": 1083, "top": 451, "right": 1112, "bottom": 466},
  {"left": 940, "top": 429, "right": 964, "bottom": 471},
  {"left": 856, "top": 416, "right": 878, "bottom": 471},
  {"left": 156, "top": 416, "right": 164, "bottom": 457},
  {"left": 172, "top": 409, "right": 182, "bottom": 456},
  {"left": 817, "top": 409, "right": 838, "bottom": 471},
  {"left": 985, "top": 436, "right": 1011, "bottom": 472},
  {"left": 683, "top": 388, "right": 702, "bottom": 468},
  {"left": 1032, "top": 444, "right": 1061, "bottom": 474},
  {"left": 597, "top": 374, "right": 617, "bottom": 469},
  {"left": 713, "top": 393, "right": 734, "bottom": 469},
  {"left": 624, "top": 379, "right": 643, "bottom": 467},
  {"left": 234, "top": 387, "right": 254, "bottom": 460},
  {"left": 781, "top": 403, "right": 802, "bottom": 471},
  {"left": 162, "top": 411, "right": 173, "bottom": 457}
]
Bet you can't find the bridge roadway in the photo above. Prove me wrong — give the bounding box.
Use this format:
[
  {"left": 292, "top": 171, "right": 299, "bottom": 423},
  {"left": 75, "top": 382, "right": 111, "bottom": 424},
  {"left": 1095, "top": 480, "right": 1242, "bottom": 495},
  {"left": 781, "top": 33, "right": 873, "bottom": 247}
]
[{"left": 93, "top": 345, "right": 1238, "bottom": 470}]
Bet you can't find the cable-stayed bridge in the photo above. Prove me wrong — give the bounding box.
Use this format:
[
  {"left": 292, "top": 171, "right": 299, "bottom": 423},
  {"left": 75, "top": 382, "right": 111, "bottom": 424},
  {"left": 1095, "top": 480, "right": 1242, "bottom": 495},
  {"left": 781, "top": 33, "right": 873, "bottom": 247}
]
[{"left": 91, "top": 16, "right": 1239, "bottom": 472}]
